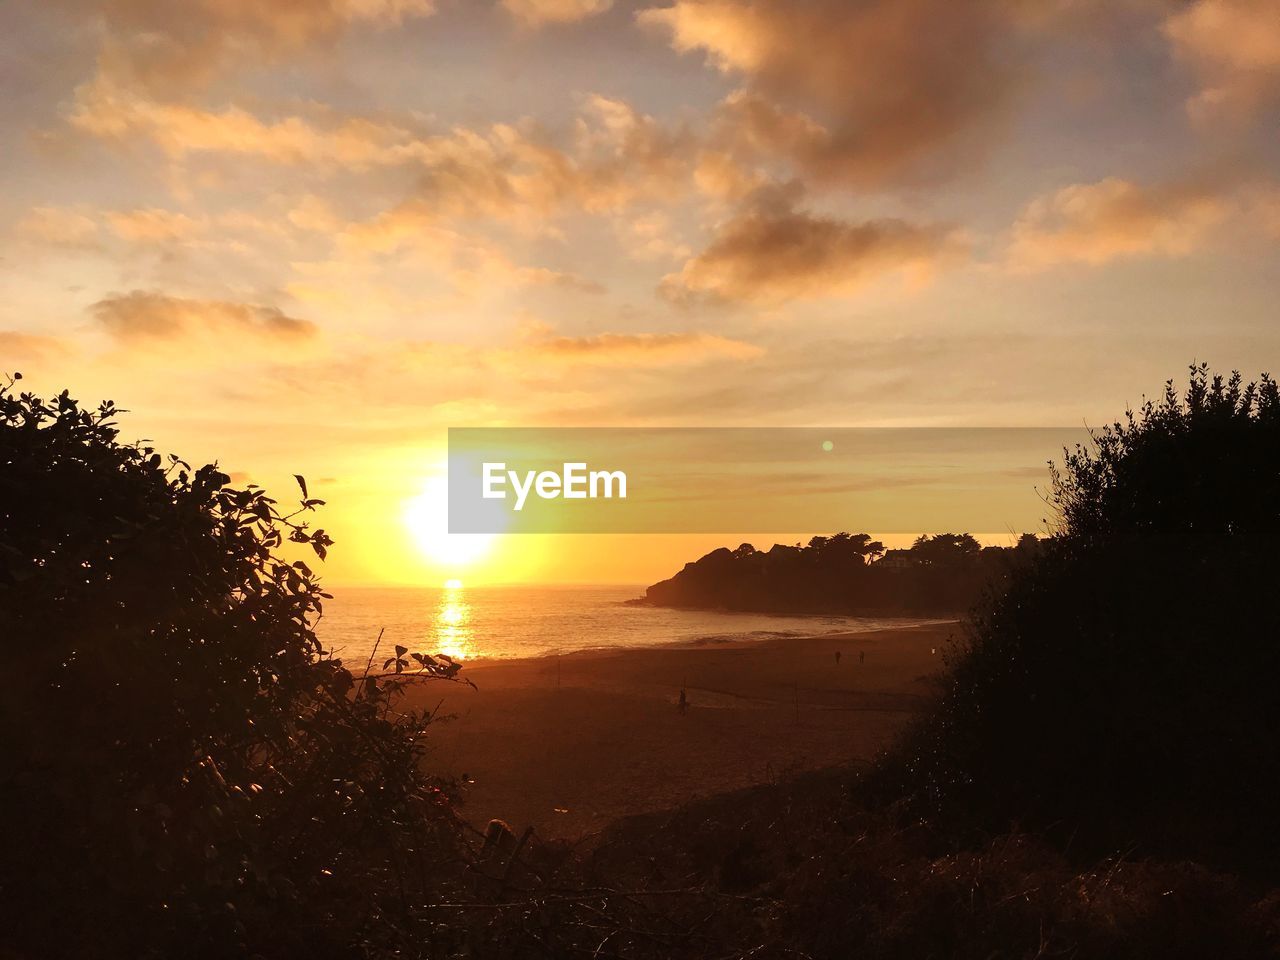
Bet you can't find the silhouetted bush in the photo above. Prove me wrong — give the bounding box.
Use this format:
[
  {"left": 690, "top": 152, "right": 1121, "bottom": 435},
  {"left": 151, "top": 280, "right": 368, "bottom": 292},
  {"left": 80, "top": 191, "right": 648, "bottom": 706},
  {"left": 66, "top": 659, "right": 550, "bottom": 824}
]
[
  {"left": 0, "top": 376, "right": 468, "bottom": 959},
  {"left": 876, "top": 365, "right": 1280, "bottom": 875}
]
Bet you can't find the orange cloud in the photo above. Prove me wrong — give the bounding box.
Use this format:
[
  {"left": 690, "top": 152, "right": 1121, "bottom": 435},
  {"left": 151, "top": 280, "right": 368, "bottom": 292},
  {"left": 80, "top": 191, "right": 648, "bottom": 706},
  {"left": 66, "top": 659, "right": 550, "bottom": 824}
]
[
  {"left": 105, "top": 208, "right": 204, "bottom": 243},
  {"left": 63, "top": 0, "right": 436, "bottom": 94},
  {"left": 1163, "top": 0, "right": 1280, "bottom": 124},
  {"left": 70, "top": 86, "right": 692, "bottom": 222},
  {"left": 14, "top": 207, "right": 99, "bottom": 248},
  {"left": 639, "top": 0, "right": 1021, "bottom": 185},
  {"left": 69, "top": 78, "right": 438, "bottom": 168},
  {"left": 320, "top": 202, "right": 605, "bottom": 294},
  {"left": 502, "top": 0, "right": 613, "bottom": 25},
  {"left": 524, "top": 328, "right": 763, "bottom": 365},
  {"left": 1008, "top": 176, "right": 1230, "bottom": 269},
  {"left": 661, "top": 189, "right": 965, "bottom": 304},
  {"left": 90, "top": 291, "right": 315, "bottom": 342},
  {"left": 0, "top": 332, "right": 74, "bottom": 363},
  {"left": 615, "top": 211, "right": 691, "bottom": 261}
]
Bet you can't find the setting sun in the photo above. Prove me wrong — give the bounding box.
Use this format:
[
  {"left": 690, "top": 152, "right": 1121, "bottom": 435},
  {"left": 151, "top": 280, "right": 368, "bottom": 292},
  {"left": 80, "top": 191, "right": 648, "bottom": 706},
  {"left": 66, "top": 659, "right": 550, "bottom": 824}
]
[{"left": 403, "top": 478, "right": 495, "bottom": 569}]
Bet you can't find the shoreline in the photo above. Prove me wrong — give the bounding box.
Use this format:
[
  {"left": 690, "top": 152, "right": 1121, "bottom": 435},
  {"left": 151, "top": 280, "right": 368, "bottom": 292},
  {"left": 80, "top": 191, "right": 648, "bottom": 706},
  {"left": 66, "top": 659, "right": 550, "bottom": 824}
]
[
  {"left": 624, "top": 594, "right": 972, "bottom": 620},
  {"left": 430, "top": 616, "right": 962, "bottom": 670},
  {"left": 449, "top": 613, "right": 959, "bottom": 666},
  {"left": 405, "top": 620, "right": 959, "bottom": 840}
]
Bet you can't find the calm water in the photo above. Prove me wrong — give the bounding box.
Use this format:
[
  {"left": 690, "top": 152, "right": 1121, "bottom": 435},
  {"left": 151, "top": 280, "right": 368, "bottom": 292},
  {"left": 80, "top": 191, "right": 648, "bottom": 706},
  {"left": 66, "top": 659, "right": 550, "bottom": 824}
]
[{"left": 315, "top": 584, "right": 942, "bottom": 665}]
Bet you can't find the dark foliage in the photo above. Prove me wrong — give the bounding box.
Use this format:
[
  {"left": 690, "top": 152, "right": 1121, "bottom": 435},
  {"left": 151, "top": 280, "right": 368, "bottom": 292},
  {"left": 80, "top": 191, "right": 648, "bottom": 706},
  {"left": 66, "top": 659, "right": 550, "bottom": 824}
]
[
  {"left": 582, "top": 769, "right": 1280, "bottom": 960},
  {"left": 8, "top": 363, "right": 1280, "bottom": 959},
  {"left": 873, "top": 365, "right": 1280, "bottom": 876},
  {"left": 643, "top": 530, "right": 1041, "bottom": 615},
  {"left": 0, "top": 376, "right": 469, "bottom": 959}
]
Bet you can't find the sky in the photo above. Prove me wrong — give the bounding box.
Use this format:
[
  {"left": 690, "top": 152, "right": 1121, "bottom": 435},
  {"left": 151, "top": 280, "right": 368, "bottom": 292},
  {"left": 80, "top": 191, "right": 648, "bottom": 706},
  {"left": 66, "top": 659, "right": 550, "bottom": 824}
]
[{"left": 2, "top": 0, "right": 1278, "bottom": 585}]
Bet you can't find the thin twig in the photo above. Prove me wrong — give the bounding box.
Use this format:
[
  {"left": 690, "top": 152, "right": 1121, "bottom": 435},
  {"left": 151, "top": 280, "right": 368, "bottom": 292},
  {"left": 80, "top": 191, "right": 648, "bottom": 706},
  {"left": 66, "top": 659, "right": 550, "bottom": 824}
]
[{"left": 357, "top": 627, "right": 385, "bottom": 699}]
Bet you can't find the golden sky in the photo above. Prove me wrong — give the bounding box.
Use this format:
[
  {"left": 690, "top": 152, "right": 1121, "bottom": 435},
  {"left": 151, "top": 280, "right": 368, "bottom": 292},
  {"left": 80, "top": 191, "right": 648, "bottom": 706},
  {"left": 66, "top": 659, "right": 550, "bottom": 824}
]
[{"left": 2, "top": 0, "right": 1279, "bottom": 584}]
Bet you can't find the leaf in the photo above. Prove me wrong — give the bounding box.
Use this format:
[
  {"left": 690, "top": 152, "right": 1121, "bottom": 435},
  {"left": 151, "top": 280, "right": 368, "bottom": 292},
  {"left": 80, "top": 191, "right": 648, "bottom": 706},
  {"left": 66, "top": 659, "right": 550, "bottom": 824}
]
[
  {"left": 395, "top": 644, "right": 407, "bottom": 657},
  {"left": 294, "top": 474, "right": 308, "bottom": 499}
]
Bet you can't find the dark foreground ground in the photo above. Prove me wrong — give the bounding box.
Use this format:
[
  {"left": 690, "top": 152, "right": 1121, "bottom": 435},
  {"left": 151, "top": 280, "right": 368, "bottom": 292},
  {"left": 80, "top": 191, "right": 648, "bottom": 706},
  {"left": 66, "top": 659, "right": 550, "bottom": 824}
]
[{"left": 410, "top": 622, "right": 954, "bottom": 838}]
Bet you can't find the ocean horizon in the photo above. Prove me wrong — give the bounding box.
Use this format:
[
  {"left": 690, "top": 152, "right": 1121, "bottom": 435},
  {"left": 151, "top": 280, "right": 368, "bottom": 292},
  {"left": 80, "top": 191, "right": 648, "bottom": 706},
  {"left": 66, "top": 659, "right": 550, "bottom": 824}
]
[{"left": 315, "top": 583, "right": 946, "bottom": 666}]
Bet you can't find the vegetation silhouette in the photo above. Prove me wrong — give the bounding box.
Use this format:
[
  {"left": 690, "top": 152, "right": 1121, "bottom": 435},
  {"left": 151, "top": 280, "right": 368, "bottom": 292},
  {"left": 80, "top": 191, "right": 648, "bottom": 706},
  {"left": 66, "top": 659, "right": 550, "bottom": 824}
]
[
  {"left": 0, "top": 375, "right": 470, "bottom": 958},
  {"left": 581, "top": 364, "right": 1280, "bottom": 957},
  {"left": 873, "top": 364, "right": 1280, "bottom": 875},
  {"left": 5, "top": 363, "right": 1280, "bottom": 959},
  {"left": 643, "top": 530, "right": 1042, "bottom": 614}
]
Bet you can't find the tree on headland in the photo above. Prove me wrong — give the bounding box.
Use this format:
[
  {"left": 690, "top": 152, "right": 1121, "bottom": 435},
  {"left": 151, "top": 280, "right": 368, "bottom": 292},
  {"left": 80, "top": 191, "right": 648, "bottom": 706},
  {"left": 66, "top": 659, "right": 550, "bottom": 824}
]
[
  {"left": 0, "top": 374, "right": 468, "bottom": 958},
  {"left": 644, "top": 529, "right": 1026, "bottom": 614},
  {"left": 807, "top": 531, "right": 886, "bottom": 563},
  {"left": 907, "top": 532, "right": 981, "bottom": 566}
]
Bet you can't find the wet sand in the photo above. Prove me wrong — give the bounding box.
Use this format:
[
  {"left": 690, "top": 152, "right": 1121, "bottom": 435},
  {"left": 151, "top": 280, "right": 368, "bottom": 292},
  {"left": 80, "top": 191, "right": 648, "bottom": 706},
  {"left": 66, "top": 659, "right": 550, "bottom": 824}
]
[{"left": 405, "top": 621, "right": 959, "bottom": 839}]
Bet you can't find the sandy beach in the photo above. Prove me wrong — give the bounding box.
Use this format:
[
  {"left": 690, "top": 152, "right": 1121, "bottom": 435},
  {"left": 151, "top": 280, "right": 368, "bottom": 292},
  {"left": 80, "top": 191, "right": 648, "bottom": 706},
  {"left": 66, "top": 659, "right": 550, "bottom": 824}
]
[{"left": 409, "top": 621, "right": 959, "bottom": 839}]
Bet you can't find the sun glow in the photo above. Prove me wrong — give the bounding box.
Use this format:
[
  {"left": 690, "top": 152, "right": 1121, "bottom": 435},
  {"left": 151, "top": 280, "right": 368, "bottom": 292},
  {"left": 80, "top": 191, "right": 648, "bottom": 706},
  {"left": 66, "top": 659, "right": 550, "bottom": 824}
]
[{"left": 403, "top": 477, "right": 495, "bottom": 568}]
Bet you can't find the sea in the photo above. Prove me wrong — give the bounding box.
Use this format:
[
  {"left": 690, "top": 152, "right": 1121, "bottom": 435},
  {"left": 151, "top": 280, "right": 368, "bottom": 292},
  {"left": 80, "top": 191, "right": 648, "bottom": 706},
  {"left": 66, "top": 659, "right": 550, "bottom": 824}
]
[{"left": 314, "top": 584, "right": 942, "bottom": 666}]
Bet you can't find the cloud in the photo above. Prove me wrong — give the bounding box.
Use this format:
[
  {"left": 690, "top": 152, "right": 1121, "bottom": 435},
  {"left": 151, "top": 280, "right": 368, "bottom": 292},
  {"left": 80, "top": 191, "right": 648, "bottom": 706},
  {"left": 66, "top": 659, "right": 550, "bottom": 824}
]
[
  {"left": 1163, "top": 0, "right": 1280, "bottom": 124},
  {"left": 70, "top": 85, "right": 692, "bottom": 220},
  {"left": 69, "top": 77, "right": 439, "bottom": 169},
  {"left": 661, "top": 189, "right": 965, "bottom": 304},
  {"left": 692, "top": 148, "right": 768, "bottom": 201},
  {"left": 517, "top": 268, "right": 606, "bottom": 294},
  {"left": 14, "top": 207, "right": 99, "bottom": 248},
  {"left": 522, "top": 327, "right": 763, "bottom": 365},
  {"left": 502, "top": 0, "right": 613, "bottom": 25},
  {"left": 105, "top": 208, "right": 204, "bottom": 243},
  {"left": 63, "top": 0, "right": 436, "bottom": 94},
  {"left": 321, "top": 202, "right": 605, "bottom": 294},
  {"left": 0, "top": 331, "right": 74, "bottom": 362},
  {"left": 287, "top": 195, "right": 343, "bottom": 233},
  {"left": 638, "top": 0, "right": 1022, "bottom": 185},
  {"left": 1007, "top": 176, "right": 1230, "bottom": 269},
  {"left": 90, "top": 291, "right": 316, "bottom": 343},
  {"left": 615, "top": 211, "right": 691, "bottom": 261}
]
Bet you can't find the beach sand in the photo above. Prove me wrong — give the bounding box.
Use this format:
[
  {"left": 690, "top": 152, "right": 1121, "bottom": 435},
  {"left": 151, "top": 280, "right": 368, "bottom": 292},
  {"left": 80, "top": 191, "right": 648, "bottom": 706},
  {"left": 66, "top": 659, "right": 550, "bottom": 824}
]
[{"left": 407, "top": 621, "right": 959, "bottom": 840}]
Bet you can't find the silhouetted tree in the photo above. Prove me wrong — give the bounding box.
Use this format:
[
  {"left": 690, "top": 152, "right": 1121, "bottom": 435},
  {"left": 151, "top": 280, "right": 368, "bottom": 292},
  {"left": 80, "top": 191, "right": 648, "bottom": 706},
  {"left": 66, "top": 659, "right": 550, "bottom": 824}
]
[
  {"left": 879, "top": 365, "right": 1280, "bottom": 875},
  {"left": 909, "top": 533, "right": 982, "bottom": 566},
  {"left": 0, "top": 375, "right": 467, "bottom": 959}
]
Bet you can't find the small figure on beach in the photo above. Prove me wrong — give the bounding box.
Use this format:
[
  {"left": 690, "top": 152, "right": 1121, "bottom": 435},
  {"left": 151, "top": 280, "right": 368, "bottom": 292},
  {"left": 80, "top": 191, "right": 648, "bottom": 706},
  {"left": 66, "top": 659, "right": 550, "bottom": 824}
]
[
  {"left": 834, "top": 650, "right": 842, "bottom": 665},
  {"left": 859, "top": 650, "right": 866, "bottom": 665},
  {"left": 678, "top": 687, "right": 688, "bottom": 714}
]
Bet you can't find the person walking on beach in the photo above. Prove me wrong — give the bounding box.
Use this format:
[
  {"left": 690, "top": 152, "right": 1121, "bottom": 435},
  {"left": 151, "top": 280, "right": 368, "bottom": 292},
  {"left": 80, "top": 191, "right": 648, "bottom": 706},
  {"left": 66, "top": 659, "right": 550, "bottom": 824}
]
[
  {"left": 678, "top": 687, "right": 688, "bottom": 714},
  {"left": 834, "top": 650, "right": 842, "bottom": 666},
  {"left": 859, "top": 650, "right": 865, "bottom": 665}
]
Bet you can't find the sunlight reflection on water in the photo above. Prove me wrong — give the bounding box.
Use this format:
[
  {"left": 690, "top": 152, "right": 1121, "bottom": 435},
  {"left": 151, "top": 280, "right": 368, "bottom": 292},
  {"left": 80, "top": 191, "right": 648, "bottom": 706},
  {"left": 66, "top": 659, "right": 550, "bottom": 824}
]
[{"left": 432, "top": 585, "right": 473, "bottom": 661}]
